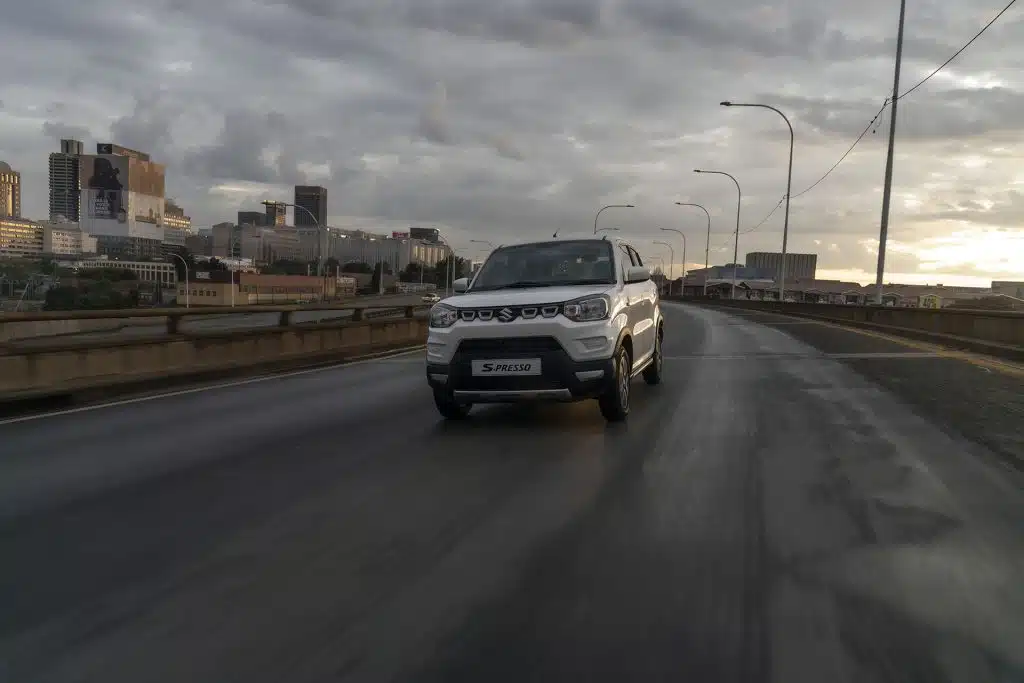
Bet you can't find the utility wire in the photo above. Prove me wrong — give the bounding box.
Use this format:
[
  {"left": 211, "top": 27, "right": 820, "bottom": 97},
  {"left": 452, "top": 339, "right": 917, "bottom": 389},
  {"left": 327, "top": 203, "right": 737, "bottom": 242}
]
[{"left": 750, "top": 0, "right": 1018, "bottom": 215}]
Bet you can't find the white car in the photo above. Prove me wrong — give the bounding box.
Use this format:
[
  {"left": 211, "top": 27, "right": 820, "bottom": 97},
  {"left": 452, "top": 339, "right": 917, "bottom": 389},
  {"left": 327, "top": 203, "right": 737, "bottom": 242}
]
[
  {"left": 425, "top": 235, "right": 663, "bottom": 422},
  {"left": 421, "top": 293, "right": 441, "bottom": 303}
]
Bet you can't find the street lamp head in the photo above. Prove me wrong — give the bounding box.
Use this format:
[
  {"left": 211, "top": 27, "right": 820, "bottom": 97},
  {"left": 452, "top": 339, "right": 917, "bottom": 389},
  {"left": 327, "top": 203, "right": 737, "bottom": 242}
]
[
  {"left": 625, "top": 204, "right": 635, "bottom": 208},
  {"left": 720, "top": 101, "right": 733, "bottom": 107},
  {"left": 693, "top": 169, "right": 703, "bottom": 173}
]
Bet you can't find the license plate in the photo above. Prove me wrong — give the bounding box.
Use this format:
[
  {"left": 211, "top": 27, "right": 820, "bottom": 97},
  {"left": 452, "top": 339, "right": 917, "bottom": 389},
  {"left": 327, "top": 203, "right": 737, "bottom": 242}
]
[{"left": 471, "top": 358, "right": 542, "bottom": 376}]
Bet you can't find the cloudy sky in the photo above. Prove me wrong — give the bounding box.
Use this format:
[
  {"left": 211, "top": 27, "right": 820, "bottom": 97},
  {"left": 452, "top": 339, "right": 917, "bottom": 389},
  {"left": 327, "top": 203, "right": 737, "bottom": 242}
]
[{"left": 1, "top": 0, "right": 1023, "bottom": 286}]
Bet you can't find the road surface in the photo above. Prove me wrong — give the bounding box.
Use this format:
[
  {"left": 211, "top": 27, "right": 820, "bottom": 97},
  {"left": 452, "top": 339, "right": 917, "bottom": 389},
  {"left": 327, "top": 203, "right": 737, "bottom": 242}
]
[{"left": 1, "top": 302, "right": 1022, "bottom": 682}]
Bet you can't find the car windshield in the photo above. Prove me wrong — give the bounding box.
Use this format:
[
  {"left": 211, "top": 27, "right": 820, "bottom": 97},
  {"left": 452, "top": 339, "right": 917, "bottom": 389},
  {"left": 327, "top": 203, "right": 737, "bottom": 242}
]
[{"left": 470, "top": 240, "right": 616, "bottom": 291}]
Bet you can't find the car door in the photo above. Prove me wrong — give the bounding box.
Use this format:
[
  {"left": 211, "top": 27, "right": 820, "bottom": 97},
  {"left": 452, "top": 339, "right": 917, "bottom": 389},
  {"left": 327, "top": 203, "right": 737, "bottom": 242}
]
[{"left": 623, "top": 244, "right": 656, "bottom": 365}]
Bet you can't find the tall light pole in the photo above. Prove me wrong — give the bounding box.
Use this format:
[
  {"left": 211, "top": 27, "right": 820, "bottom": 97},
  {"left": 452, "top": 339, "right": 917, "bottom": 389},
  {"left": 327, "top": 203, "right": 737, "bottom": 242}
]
[
  {"left": 660, "top": 226, "right": 687, "bottom": 297},
  {"left": 169, "top": 253, "right": 189, "bottom": 308},
  {"left": 262, "top": 200, "right": 323, "bottom": 276},
  {"left": 694, "top": 169, "right": 742, "bottom": 299},
  {"left": 593, "top": 204, "right": 634, "bottom": 234},
  {"left": 721, "top": 101, "right": 794, "bottom": 302},
  {"left": 653, "top": 240, "right": 675, "bottom": 294},
  {"left": 674, "top": 202, "right": 710, "bottom": 296},
  {"left": 876, "top": 0, "right": 908, "bottom": 306}
]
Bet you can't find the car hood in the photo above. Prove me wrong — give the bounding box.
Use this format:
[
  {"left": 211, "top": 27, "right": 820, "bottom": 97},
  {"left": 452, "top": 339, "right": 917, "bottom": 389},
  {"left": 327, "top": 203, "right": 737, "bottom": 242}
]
[{"left": 442, "top": 285, "right": 613, "bottom": 308}]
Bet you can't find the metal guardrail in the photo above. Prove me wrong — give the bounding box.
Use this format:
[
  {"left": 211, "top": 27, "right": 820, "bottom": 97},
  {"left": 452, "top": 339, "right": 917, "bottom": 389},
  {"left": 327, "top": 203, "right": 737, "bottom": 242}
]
[{"left": 0, "top": 298, "right": 432, "bottom": 349}]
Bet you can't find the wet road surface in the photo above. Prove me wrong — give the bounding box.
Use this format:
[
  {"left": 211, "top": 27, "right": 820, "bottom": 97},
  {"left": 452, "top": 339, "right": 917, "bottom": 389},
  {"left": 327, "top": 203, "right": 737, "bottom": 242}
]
[{"left": 1, "top": 302, "right": 1022, "bottom": 682}]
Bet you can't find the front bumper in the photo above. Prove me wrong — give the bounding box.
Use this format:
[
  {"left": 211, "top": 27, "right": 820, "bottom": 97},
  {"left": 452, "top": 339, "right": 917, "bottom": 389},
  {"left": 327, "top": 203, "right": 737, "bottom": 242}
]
[{"left": 426, "top": 337, "right": 615, "bottom": 403}]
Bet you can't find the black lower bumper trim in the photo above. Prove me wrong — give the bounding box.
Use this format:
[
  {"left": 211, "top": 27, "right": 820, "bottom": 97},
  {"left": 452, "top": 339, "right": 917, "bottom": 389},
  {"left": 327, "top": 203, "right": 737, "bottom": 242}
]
[{"left": 427, "top": 347, "right": 614, "bottom": 400}]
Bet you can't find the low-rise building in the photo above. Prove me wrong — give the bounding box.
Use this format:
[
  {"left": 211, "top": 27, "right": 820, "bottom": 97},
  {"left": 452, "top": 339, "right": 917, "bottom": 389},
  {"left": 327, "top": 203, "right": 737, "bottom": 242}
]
[
  {"left": 175, "top": 272, "right": 347, "bottom": 306},
  {"left": 41, "top": 222, "right": 98, "bottom": 256}
]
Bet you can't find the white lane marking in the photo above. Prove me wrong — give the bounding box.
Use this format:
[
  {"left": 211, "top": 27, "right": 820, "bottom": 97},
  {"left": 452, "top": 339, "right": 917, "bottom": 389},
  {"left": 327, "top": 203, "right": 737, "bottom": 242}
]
[
  {"left": 0, "top": 347, "right": 425, "bottom": 426},
  {"left": 663, "top": 351, "right": 946, "bottom": 360}
]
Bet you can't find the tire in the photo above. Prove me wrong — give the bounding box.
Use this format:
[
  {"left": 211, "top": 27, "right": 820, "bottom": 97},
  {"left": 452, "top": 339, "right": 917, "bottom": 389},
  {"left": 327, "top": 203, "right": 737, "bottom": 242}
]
[
  {"left": 433, "top": 388, "right": 471, "bottom": 419},
  {"left": 642, "top": 325, "right": 664, "bottom": 386},
  {"left": 598, "top": 345, "right": 631, "bottom": 422}
]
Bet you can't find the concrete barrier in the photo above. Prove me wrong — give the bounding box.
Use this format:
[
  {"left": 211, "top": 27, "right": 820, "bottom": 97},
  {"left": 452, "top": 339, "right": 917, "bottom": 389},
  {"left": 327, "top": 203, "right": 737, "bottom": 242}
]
[
  {"left": 0, "top": 310, "right": 428, "bottom": 408},
  {"left": 673, "top": 298, "right": 1024, "bottom": 360}
]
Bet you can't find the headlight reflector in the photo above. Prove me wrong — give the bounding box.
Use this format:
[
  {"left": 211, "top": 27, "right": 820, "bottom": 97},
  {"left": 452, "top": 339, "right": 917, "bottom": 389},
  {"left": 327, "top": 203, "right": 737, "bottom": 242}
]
[
  {"left": 563, "top": 295, "right": 610, "bottom": 322},
  {"left": 429, "top": 303, "right": 458, "bottom": 328}
]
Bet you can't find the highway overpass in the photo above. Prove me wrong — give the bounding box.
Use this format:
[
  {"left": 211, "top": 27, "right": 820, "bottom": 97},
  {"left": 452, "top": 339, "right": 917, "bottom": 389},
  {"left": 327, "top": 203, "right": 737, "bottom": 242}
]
[{"left": 0, "top": 302, "right": 1022, "bottom": 682}]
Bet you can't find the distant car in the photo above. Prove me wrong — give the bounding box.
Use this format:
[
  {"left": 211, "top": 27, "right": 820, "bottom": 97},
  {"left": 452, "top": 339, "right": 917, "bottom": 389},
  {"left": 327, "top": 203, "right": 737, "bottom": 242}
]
[
  {"left": 425, "top": 234, "right": 663, "bottom": 422},
  {"left": 422, "top": 294, "right": 441, "bottom": 303}
]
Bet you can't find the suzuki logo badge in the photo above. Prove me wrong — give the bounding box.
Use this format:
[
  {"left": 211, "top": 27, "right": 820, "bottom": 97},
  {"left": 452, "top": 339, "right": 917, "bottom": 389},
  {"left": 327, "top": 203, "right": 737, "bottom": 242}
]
[{"left": 497, "top": 307, "right": 515, "bottom": 322}]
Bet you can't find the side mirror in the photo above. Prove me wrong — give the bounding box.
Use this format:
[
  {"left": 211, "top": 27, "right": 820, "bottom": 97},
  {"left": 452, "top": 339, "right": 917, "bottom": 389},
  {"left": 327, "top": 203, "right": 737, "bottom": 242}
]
[
  {"left": 624, "top": 266, "right": 651, "bottom": 283},
  {"left": 453, "top": 277, "right": 469, "bottom": 293}
]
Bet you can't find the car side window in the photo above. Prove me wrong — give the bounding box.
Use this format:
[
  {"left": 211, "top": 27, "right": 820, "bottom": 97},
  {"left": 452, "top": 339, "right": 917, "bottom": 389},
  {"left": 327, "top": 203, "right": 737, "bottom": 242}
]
[
  {"left": 617, "top": 244, "right": 634, "bottom": 281},
  {"left": 627, "top": 246, "right": 643, "bottom": 267}
]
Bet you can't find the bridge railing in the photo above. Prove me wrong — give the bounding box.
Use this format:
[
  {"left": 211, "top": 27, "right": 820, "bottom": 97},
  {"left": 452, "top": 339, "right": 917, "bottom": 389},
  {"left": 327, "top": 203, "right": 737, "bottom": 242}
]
[
  {"left": 670, "top": 297, "right": 1024, "bottom": 361},
  {"left": 0, "top": 294, "right": 432, "bottom": 346}
]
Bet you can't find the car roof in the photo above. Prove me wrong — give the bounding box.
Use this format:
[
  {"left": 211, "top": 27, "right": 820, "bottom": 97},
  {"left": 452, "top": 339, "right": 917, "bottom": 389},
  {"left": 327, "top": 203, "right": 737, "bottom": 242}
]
[{"left": 485, "top": 232, "right": 637, "bottom": 250}]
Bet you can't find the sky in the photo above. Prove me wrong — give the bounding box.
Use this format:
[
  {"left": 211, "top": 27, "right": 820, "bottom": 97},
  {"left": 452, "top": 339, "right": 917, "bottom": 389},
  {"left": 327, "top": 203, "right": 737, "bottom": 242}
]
[{"left": 1, "top": 0, "right": 1023, "bottom": 287}]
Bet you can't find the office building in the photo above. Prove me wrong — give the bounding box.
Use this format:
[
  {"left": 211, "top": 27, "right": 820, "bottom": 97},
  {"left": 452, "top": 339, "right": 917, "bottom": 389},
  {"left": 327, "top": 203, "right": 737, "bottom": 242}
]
[
  {"left": 48, "top": 139, "right": 83, "bottom": 221},
  {"left": 266, "top": 202, "right": 286, "bottom": 226},
  {"left": 164, "top": 200, "right": 192, "bottom": 232},
  {"left": 0, "top": 217, "right": 42, "bottom": 258},
  {"left": 409, "top": 226, "right": 441, "bottom": 244},
  {"left": 237, "top": 210, "right": 267, "bottom": 227},
  {"left": 78, "top": 143, "right": 167, "bottom": 247},
  {"left": 95, "top": 143, "right": 149, "bottom": 161},
  {"left": 212, "top": 222, "right": 242, "bottom": 258},
  {"left": 39, "top": 221, "right": 98, "bottom": 256},
  {"left": 745, "top": 252, "right": 817, "bottom": 280},
  {"left": 0, "top": 161, "right": 21, "bottom": 219},
  {"left": 294, "top": 185, "right": 327, "bottom": 227}
]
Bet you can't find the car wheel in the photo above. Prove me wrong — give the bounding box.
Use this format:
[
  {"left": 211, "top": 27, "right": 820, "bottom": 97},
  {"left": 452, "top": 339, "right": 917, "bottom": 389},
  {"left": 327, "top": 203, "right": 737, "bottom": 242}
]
[
  {"left": 433, "top": 388, "right": 471, "bottom": 419},
  {"left": 642, "top": 326, "right": 664, "bottom": 386},
  {"left": 598, "top": 345, "right": 631, "bottom": 422}
]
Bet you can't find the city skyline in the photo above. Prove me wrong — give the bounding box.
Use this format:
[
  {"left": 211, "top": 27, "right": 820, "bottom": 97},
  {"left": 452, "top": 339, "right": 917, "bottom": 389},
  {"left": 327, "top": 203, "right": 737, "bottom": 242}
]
[{"left": 1, "top": 0, "right": 1023, "bottom": 287}]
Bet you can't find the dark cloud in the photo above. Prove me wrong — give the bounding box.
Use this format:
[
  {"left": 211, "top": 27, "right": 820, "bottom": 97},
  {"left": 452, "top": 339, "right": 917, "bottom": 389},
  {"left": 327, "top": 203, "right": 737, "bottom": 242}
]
[{"left": 0, "top": 0, "right": 1021, "bottom": 284}]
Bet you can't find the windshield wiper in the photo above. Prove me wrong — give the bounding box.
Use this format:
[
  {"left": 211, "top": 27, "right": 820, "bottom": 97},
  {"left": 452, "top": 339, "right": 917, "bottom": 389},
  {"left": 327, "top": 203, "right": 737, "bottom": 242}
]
[{"left": 471, "top": 279, "right": 612, "bottom": 291}]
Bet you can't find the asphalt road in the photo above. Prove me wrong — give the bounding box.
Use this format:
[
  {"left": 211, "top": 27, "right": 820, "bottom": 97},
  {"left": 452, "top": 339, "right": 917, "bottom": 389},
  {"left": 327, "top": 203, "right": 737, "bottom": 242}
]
[{"left": 1, "top": 302, "right": 1023, "bottom": 682}]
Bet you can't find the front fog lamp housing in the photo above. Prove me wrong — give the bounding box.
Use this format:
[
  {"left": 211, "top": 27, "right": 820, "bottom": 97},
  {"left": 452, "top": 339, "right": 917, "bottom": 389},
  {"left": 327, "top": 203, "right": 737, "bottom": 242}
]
[
  {"left": 429, "top": 304, "right": 458, "bottom": 328},
  {"left": 563, "top": 295, "right": 610, "bottom": 322}
]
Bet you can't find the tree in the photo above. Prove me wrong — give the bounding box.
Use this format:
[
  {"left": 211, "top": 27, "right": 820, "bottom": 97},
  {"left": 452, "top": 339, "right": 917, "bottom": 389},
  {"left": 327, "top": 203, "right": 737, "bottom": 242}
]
[
  {"left": 169, "top": 248, "right": 195, "bottom": 281},
  {"left": 400, "top": 262, "right": 434, "bottom": 283},
  {"left": 433, "top": 255, "right": 469, "bottom": 289},
  {"left": 204, "top": 257, "right": 229, "bottom": 272},
  {"left": 262, "top": 259, "right": 307, "bottom": 275},
  {"left": 370, "top": 262, "right": 384, "bottom": 293},
  {"left": 341, "top": 261, "right": 372, "bottom": 274}
]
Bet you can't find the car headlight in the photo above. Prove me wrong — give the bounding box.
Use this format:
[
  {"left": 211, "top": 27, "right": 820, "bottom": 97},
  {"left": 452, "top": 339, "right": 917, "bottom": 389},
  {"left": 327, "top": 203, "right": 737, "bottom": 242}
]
[
  {"left": 563, "top": 295, "right": 610, "bottom": 322},
  {"left": 429, "top": 303, "right": 458, "bottom": 328}
]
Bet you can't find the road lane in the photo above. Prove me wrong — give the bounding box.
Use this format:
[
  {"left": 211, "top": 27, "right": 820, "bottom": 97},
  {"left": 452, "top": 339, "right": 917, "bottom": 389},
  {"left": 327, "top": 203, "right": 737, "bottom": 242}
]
[{"left": 1, "top": 302, "right": 1022, "bottom": 683}]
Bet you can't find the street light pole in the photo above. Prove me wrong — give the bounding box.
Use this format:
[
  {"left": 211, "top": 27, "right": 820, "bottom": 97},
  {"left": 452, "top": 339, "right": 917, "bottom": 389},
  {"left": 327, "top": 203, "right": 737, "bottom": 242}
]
[
  {"left": 593, "top": 204, "right": 634, "bottom": 234},
  {"left": 876, "top": 0, "right": 908, "bottom": 306},
  {"left": 694, "top": 169, "right": 742, "bottom": 299},
  {"left": 262, "top": 200, "right": 323, "bottom": 276},
  {"left": 170, "top": 253, "right": 189, "bottom": 308},
  {"left": 674, "top": 203, "right": 710, "bottom": 296},
  {"left": 653, "top": 240, "right": 674, "bottom": 295},
  {"left": 660, "top": 226, "right": 688, "bottom": 297},
  {"left": 721, "top": 101, "right": 794, "bottom": 302}
]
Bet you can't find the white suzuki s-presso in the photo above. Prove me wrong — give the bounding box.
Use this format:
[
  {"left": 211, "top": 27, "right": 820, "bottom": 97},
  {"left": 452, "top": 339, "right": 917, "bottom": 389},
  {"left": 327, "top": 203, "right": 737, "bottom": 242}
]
[{"left": 425, "top": 234, "right": 664, "bottom": 422}]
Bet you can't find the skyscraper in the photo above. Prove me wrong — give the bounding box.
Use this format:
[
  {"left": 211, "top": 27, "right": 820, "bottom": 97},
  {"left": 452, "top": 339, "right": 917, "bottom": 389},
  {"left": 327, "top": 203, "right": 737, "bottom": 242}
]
[
  {"left": 0, "top": 160, "right": 22, "bottom": 219},
  {"left": 294, "top": 185, "right": 327, "bottom": 227},
  {"left": 49, "top": 139, "right": 83, "bottom": 221}
]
